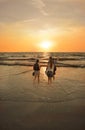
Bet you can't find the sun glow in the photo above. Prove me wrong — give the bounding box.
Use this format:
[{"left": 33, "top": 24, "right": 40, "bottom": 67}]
[{"left": 40, "top": 40, "right": 52, "bottom": 50}]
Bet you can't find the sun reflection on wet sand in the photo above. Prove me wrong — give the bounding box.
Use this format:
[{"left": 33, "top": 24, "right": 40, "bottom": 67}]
[{"left": 40, "top": 67, "right": 48, "bottom": 83}]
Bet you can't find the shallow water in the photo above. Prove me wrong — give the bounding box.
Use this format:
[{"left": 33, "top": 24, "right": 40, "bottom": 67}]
[{"left": 0, "top": 66, "right": 85, "bottom": 103}]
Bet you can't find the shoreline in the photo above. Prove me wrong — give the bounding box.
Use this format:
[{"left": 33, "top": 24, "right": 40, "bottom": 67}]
[{"left": 0, "top": 63, "right": 85, "bottom": 68}]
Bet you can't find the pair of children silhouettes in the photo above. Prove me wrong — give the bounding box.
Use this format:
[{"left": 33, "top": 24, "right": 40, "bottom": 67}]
[{"left": 33, "top": 57, "right": 56, "bottom": 84}]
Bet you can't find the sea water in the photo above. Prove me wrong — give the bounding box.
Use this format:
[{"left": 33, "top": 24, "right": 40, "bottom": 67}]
[
  {"left": 0, "top": 52, "right": 85, "bottom": 68},
  {"left": 0, "top": 52, "right": 85, "bottom": 102}
]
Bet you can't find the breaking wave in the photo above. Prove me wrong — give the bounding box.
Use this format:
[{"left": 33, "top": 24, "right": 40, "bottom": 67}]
[{"left": 0, "top": 52, "right": 85, "bottom": 68}]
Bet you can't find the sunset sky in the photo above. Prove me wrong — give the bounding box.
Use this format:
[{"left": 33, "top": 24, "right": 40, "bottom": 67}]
[{"left": 0, "top": 0, "right": 85, "bottom": 52}]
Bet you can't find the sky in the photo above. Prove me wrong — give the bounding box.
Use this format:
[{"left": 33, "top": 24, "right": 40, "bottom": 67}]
[{"left": 0, "top": 0, "right": 85, "bottom": 52}]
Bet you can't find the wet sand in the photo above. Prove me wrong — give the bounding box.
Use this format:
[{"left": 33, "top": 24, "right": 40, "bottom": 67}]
[{"left": 0, "top": 66, "right": 85, "bottom": 130}]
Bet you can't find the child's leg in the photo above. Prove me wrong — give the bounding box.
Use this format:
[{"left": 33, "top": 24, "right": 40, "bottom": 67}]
[{"left": 38, "top": 75, "right": 40, "bottom": 83}]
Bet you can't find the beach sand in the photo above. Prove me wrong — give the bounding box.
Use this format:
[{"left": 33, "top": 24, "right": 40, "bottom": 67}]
[{"left": 0, "top": 66, "right": 85, "bottom": 130}]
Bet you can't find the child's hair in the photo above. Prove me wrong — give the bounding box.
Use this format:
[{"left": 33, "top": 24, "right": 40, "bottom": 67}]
[
  {"left": 36, "top": 59, "right": 39, "bottom": 63},
  {"left": 49, "top": 60, "right": 53, "bottom": 68},
  {"left": 49, "top": 57, "right": 53, "bottom": 68}
]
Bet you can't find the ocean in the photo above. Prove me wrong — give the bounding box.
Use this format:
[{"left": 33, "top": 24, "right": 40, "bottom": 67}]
[
  {"left": 0, "top": 52, "right": 85, "bottom": 103},
  {"left": 0, "top": 52, "right": 85, "bottom": 68}
]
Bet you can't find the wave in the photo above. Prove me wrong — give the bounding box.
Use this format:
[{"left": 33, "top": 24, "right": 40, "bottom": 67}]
[
  {"left": 0, "top": 61, "right": 85, "bottom": 68},
  {"left": 0, "top": 52, "right": 85, "bottom": 68},
  {"left": 0, "top": 57, "right": 85, "bottom": 61}
]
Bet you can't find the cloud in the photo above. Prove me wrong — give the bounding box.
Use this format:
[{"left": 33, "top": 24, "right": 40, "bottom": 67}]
[
  {"left": 0, "top": 0, "right": 85, "bottom": 33},
  {"left": 0, "top": 0, "right": 43, "bottom": 23},
  {"left": 42, "top": 0, "right": 85, "bottom": 27},
  {"left": 32, "top": 0, "right": 48, "bottom": 16}
]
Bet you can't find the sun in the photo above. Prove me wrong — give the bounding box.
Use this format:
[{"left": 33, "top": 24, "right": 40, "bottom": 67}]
[{"left": 40, "top": 40, "right": 52, "bottom": 49}]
